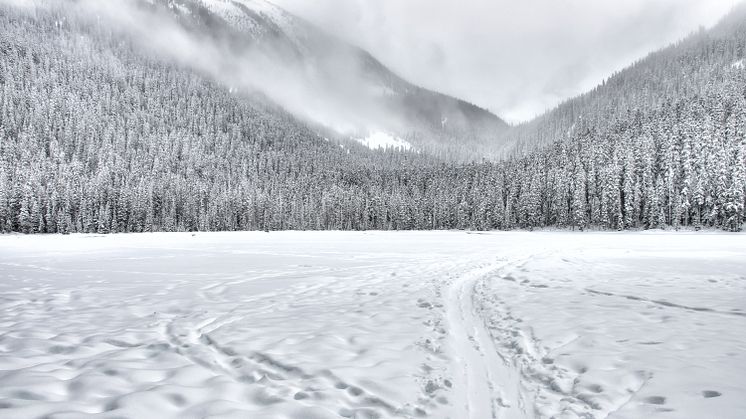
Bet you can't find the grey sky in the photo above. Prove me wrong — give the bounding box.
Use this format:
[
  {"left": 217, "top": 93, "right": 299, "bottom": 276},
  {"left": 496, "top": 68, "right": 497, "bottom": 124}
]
[{"left": 275, "top": 0, "right": 740, "bottom": 123}]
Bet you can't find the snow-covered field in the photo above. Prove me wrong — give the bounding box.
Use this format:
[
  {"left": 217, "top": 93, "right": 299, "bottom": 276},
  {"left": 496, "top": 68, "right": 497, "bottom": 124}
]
[{"left": 0, "top": 231, "right": 744, "bottom": 419}]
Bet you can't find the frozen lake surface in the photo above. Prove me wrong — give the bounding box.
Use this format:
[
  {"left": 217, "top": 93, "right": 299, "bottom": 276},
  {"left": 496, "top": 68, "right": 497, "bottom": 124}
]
[{"left": 0, "top": 231, "right": 744, "bottom": 418}]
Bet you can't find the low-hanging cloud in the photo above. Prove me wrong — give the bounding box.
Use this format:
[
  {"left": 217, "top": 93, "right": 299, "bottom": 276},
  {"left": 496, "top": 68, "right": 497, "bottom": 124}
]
[
  {"left": 276, "top": 0, "right": 740, "bottom": 123},
  {"left": 18, "top": 0, "right": 411, "bottom": 137}
]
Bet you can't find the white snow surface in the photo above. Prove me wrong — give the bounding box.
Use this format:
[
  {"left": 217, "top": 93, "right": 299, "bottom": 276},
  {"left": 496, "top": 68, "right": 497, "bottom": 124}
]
[
  {"left": 200, "top": 0, "right": 287, "bottom": 23},
  {"left": 198, "top": 0, "right": 307, "bottom": 48},
  {"left": 355, "top": 132, "right": 412, "bottom": 151},
  {"left": 0, "top": 231, "right": 744, "bottom": 419}
]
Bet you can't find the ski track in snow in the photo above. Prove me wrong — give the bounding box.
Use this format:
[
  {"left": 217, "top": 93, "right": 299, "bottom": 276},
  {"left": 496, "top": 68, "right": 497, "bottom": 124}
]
[
  {"left": 446, "top": 258, "right": 532, "bottom": 419},
  {"left": 0, "top": 231, "right": 745, "bottom": 419}
]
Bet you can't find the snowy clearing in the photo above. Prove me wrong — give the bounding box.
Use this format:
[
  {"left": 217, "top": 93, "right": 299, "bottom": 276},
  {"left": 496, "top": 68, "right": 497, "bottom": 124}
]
[
  {"left": 0, "top": 232, "right": 744, "bottom": 419},
  {"left": 355, "top": 132, "right": 413, "bottom": 151}
]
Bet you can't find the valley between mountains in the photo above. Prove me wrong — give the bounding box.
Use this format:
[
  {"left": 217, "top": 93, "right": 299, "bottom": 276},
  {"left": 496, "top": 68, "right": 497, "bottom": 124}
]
[{"left": 1, "top": 1, "right": 745, "bottom": 418}]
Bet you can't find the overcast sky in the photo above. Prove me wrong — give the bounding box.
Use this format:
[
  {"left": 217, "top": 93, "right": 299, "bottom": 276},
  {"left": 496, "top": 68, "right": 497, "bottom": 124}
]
[{"left": 275, "top": 0, "right": 739, "bottom": 123}]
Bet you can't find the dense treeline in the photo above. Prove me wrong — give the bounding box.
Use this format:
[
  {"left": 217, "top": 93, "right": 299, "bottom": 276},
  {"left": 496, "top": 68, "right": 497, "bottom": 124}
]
[
  {"left": 502, "top": 8, "right": 746, "bottom": 153},
  {"left": 0, "top": 3, "right": 744, "bottom": 233}
]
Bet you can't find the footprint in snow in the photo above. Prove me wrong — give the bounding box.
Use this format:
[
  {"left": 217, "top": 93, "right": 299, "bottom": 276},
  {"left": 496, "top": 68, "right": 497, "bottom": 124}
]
[
  {"left": 587, "top": 383, "right": 603, "bottom": 393},
  {"left": 643, "top": 396, "right": 666, "bottom": 405},
  {"left": 416, "top": 299, "right": 432, "bottom": 309},
  {"left": 702, "top": 390, "right": 721, "bottom": 398}
]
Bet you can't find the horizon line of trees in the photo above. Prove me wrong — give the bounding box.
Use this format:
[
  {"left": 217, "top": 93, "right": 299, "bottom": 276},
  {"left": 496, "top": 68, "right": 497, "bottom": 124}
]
[{"left": 0, "top": 3, "right": 744, "bottom": 234}]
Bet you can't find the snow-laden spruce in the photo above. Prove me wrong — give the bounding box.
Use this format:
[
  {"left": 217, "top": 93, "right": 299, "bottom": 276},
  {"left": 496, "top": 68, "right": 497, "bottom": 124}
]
[{"left": 1, "top": 2, "right": 745, "bottom": 234}]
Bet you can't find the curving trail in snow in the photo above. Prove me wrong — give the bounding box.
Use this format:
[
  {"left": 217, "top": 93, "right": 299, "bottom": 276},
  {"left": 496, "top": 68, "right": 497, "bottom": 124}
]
[
  {"left": 445, "top": 260, "right": 531, "bottom": 419},
  {"left": 1, "top": 231, "right": 745, "bottom": 419}
]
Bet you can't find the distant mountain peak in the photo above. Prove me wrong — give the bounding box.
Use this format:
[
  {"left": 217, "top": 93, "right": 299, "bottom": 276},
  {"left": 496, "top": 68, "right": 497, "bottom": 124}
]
[{"left": 143, "top": 0, "right": 508, "bottom": 158}]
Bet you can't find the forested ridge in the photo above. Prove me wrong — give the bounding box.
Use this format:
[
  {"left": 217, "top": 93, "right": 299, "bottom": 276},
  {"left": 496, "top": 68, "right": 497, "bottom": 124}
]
[{"left": 0, "top": 3, "right": 744, "bottom": 233}]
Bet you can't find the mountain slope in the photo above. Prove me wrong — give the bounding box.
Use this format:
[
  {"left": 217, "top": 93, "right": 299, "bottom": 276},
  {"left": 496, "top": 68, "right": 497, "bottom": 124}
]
[
  {"left": 498, "top": 2, "right": 746, "bottom": 154},
  {"left": 144, "top": 0, "right": 509, "bottom": 158},
  {"left": 0, "top": 0, "right": 743, "bottom": 234},
  {"left": 491, "top": 3, "right": 746, "bottom": 230}
]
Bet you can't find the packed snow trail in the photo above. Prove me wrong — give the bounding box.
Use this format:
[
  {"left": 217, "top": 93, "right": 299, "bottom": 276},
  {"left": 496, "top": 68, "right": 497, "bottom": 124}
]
[
  {"left": 0, "top": 231, "right": 745, "bottom": 419},
  {"left": 446, "top": 259, "right": 532, "bottom": 419}
]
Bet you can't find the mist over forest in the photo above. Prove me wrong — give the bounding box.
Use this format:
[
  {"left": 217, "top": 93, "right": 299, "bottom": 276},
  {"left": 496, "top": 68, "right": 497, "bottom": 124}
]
[
  {"left": 1, "top": 2, "right": 746, "bottom": 419},
  {"left": 0, "top": 0, "right": 744, "bottom": 234}
]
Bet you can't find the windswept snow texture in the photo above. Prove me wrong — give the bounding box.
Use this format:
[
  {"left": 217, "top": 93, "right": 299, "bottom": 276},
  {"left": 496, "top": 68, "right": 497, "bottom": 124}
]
[{"left": 0, "top": 232, "right": 745, "bottom": 419}]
